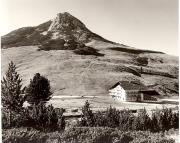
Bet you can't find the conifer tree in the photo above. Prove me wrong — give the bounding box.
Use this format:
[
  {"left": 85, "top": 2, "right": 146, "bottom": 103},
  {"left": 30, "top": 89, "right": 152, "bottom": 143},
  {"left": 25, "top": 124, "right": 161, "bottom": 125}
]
[
  {"left": 25, "top": 73, "right": 52, "bottom": 105},
  {"left": 81, "top": 100, "right": 95, "bottom": 126},
  {"left": 172, "top": 112, "right": 179, "bottom": 129},
  {"left": 139, "top": 108, "right": 151, "bottom": 131},
  {"left": 151, "top": 112, "right": 159, "bottom": 132},
  {"left": 1, "top": 61, "right": 25, "bottom": 112}
]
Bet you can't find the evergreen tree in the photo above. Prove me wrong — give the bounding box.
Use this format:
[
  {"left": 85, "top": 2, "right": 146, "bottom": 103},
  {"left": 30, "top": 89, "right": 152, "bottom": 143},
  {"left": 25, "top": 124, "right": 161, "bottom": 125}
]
[
  {"left": 161, "top": 108, "right": 170, "bottom": 131},
  {"left": 171, "top": 112, "right": 179, "bottom": 129},
  {"left": 138, "top": 108, "right": 151, "bottom": 131},
  {"left": 1, "top": 61, "right": 25, "bottom": 112},
  {"left": 132, "top": 115, "right": 141, "bottom": 131},
  {"left": 81, "top": 100, "right": 95, "bottom": 126},
  {"left": 105, "top": 106, "right": 119, "bottom": 127},
  {"left": 26, "top": 73, "right": 52, "bottom": 105},
  {"left": 151, "top": 112, "right": 160, "bottom": 132}
]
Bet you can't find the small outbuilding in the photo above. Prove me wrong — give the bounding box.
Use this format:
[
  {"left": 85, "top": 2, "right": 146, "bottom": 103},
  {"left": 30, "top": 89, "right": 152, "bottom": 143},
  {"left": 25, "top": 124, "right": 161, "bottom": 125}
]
[{"left": 109, "top": 81, "right": 160, "bottom": 102}]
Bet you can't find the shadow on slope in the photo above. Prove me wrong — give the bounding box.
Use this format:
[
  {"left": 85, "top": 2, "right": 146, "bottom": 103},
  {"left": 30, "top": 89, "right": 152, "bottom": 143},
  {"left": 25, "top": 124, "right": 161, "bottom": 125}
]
[
  {"left": 109, "top": 47, "right": 164, "bottom": 54},
  {"left": 38, "top": 39, "right": 104, "bottom": 56},
  {"left": 73, "top": 46, "right": 104, "bottom": 56}
]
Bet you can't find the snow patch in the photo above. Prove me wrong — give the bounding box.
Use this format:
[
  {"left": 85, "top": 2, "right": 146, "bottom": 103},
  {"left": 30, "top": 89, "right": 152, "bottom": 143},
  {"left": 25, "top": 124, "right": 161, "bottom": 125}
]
[{"left": 41, "top": 31, "right": 48, "bottom": 35}]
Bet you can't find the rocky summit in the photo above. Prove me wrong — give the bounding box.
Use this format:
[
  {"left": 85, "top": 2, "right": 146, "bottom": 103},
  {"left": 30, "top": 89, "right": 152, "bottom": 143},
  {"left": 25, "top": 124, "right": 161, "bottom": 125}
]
[
  {"left": 48, "top": 12, "right": 87, "bottom": 32},
  {"left": 1, "top": 12, "right": 179, "bottom": 97}
]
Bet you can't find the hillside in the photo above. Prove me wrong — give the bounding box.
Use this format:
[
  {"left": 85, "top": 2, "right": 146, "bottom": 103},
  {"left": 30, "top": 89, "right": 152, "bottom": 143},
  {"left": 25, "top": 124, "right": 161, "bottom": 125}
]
[{"left": 1, "top": 12, "right": 179, "bottom": 97}]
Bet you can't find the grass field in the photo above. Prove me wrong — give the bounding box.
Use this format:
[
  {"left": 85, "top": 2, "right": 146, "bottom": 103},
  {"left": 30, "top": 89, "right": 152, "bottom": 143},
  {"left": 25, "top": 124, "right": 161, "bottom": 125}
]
[{"left": 44, "top": 96, "right": 179, "bottom": 116}]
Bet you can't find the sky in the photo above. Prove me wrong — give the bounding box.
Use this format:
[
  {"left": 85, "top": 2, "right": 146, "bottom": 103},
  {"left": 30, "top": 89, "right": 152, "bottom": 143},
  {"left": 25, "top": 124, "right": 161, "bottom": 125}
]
[{"left": 0, "top": 0, "right": 178, "bottom": 55}]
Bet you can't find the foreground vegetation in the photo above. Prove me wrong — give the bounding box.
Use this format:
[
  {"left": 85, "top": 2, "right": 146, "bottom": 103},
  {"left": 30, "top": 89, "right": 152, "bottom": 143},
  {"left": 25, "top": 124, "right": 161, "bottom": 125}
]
[
  {"left": 2, "top": 127, "right": 177, "bottom": 143},
  {"left": 79, "top": 101, "right": 179, "bottom": 132}
]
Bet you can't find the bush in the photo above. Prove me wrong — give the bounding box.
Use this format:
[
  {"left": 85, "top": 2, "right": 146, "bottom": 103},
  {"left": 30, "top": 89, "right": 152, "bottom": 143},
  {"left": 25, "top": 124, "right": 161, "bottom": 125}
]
[
  {"left": 24, "top": 103, "right": 64, "bottom": 132},
  {"left": 2, "top": 102, "right": 66, "bottom": 131},
  {"left": 2, "top": 128, "right": 48, "bottom": 143},
  {"left": 2, "top": 108, "right": 27, "bottom": 129},
  {"left": 136, "top": 56, "right": 148, "bottom": 66},
  {"left": 79, "top": 101, "right": 179, "bottom": 132}
]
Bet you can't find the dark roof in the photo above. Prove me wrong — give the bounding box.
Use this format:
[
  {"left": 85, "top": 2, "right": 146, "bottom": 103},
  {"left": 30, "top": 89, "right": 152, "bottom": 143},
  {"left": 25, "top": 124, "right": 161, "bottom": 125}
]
[
  {"left": 139, "top": 90, "right": 160, "bottom": 95},
  {"left": 110, "top": 80, "right": 148, "bottom": 91},
  {"left": 110, "top": 82, "right": 121, "bottom": 89}
]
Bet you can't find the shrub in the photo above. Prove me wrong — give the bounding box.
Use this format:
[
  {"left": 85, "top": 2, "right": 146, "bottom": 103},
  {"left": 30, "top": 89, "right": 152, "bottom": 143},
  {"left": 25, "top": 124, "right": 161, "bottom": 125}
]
[
  {"left": 2, "top": 128, "right": 48, "bottom": 143},
  {"left": 2, "top": 102, "right": 65, "bottom": 131},
  {"left": 25, "top": 73, "right": 52, "bottom": 105},
  {"left": 136, "top": 56, "right": 148, "bottom": 66},
  {"left": 94, "top": 111, "right": 107, "bottom": 127},
  {"left": 2, "top": 108, "right": 27, "bottom": 129},
  {"left": 79, "top": 101, "right": 179, "bottom": 132},
  {"left": 24, "top": 103, "right": 64, "bottom": 131},
  {"left": 2, "top": 127, "right": 177, "bottom": 143}
]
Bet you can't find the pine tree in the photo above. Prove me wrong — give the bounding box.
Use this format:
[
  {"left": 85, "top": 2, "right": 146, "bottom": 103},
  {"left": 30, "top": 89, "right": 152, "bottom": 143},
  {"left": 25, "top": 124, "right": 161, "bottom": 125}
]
[
  {"left": 132, "top": 116, "right": 141, "bottom": 131},
  {"left": 139, "top": 108, "right": 151, "bottom": 131},
  {"left": 1, "top": 61, "right": 25, "bottom": 112},
  {"left": 105, "top": 106, "right": 120, "bottom": 128},
  {"left": 25, "top": 73, "right": 52, "bottom": 105},
  {"left": 172, "top": 112, "right": 179, "bottom": 129},
  {"left": 151, "top": 112, "right": 160, "bottom": 132},
  {"left": 81, "top": 100, "right": 95, "bottom": 126}
]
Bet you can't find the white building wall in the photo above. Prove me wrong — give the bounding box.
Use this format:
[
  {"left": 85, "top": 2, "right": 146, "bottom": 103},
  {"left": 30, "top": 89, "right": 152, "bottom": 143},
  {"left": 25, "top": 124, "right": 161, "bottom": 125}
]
[{"left": 109, "top": 85, "right": 126, "bottom": 101}]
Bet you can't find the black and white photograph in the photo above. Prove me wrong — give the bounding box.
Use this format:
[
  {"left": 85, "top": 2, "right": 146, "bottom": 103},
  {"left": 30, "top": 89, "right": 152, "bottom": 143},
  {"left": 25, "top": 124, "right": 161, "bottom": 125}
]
[{"left": 1, "top": 0, "right": 179, "bottom": 142}]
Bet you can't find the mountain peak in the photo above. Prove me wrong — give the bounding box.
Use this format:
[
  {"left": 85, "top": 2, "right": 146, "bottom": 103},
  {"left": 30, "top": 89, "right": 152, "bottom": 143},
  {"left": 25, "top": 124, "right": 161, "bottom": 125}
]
[
  {"left": 57, "top": 12, "right": 73, "bottom": 17},
  {"left": 48, "top": 12, "right": 87, "bottom": 32},
  {"left": 2, "top": 12, "right": 113, "bottom": 48}
]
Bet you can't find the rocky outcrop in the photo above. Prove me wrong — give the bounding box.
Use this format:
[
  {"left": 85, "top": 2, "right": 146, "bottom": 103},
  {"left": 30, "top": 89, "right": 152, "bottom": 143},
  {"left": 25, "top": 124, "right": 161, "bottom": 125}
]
[{"left": 48, "top": 12, "right": 87, "bottom": 32}]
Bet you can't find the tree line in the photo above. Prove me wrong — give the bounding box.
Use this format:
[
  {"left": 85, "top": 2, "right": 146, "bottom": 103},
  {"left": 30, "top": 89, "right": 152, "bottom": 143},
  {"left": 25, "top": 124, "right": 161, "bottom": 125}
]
[{"left": 79, "top": 101, "right": 179, "bottom": 132}]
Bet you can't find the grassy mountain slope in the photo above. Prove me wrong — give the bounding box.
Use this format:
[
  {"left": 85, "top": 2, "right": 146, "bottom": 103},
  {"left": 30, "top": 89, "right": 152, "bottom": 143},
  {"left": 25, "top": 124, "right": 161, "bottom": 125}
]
[{"left": 2, "top": 41, "right": 178, "bottom": 97}]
